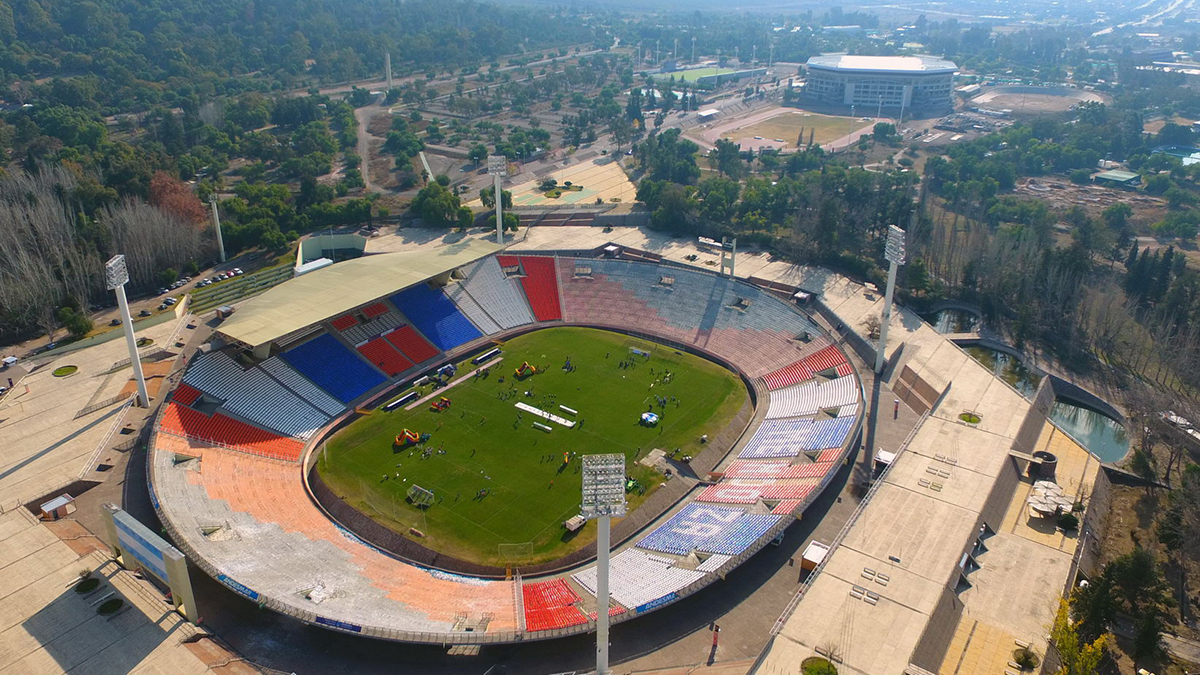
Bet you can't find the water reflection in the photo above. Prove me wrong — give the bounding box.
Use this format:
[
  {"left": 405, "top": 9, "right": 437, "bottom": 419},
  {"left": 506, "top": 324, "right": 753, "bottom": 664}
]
[
  {"left": 1047, "top": 401, "right": 1130, "bottom": 463},
  {"left": 964, "top": 346, "right": 1041, "bottom": 398},
  {"left": 925, "top": 309, "right": 980, "bottom": 335},
  {"left": 963, "top": 346, "right": 1130, "bottom": 462}
]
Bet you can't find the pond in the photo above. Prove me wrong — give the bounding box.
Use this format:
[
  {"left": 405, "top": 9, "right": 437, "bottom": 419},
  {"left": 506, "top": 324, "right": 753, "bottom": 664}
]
[
  {"left": 963, "top": 346, "right": 1130, "bottom": 462},
  {"left": 964, "top": 346, "right": 1042, "bottom": 398},
  {"left": 1047, "top": 401, "right": 1130, "bottom": 463},
  {"left": 925, "top": 309, "right": 980, "bottom": 335}
]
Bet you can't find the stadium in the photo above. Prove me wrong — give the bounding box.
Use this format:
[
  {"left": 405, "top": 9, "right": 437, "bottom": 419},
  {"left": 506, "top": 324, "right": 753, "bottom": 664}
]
[
  {"left": 803, "top": 54, "right": 957, "bottom": 111},
  {"left": 146, "top": 240, "right": 864, "bottom": 644}
]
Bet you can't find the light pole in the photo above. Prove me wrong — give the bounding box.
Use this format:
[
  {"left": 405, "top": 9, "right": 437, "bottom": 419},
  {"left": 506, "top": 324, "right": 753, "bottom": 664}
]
[
  {"left": 105, "top": 255, "right": 149, "bottom": 407},
  {"left": 674, "top": 38, "right": 679, "bottom": 61},
  {"left": 874, "top": 225, "right": 907, "bottom": 374},
  {"left": 208, "top": 194, "right": 226, "bottom": 263},
  {"left": 487, "top": 155, "right": 506, "bottom": 245},
  {"left": 582, "top": 454, "right": 627, "bottom": 675},
  {"left": 656, "top": 40, "right": 660, "bottom": 66},
  {"left": 691, "top": 37, "right": 696, "bottom": 63}
]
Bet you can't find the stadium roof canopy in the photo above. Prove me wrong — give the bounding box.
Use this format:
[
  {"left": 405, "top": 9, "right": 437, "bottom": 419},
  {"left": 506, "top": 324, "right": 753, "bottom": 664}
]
[
  {"left": 217, "top": 238, "right": 504, "bottom": 348},
  {"left": 806, "top": 54, "right": 957, "bottom": 74}
]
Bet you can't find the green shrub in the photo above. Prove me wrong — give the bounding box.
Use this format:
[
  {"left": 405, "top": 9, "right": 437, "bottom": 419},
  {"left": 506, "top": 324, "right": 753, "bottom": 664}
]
[
  {"left": 74, "top": 578, "right": 99, "bottom": 594},
  {"left": 801, "top": 657, "right": 838, "bottom": 675},
  {"left": 1057, "top": 512, "right": 1079, "bottom": 531},
  {"left": 97, "top": 598, "right": 124, "bottom": 615}
]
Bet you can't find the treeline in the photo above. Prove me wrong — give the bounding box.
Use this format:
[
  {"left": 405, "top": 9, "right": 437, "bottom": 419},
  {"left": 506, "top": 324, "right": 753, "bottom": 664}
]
[
  {"left": 0, "top": 166, "right": 206, "bottom": 341},
  {"left": 632, "top": 129, "right": 916, "bottom": 276},
  {"left": 2, "top": 0, "right": 604, "bottom": 114}
]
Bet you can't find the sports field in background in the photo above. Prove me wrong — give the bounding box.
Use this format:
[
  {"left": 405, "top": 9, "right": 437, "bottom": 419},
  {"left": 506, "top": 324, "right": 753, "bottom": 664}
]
[
  {"left": 720, "top": 111, "right": 871, "bottom": 149},
  {"left": 318, "top": 327, "right": 749, "bottom": 566}
]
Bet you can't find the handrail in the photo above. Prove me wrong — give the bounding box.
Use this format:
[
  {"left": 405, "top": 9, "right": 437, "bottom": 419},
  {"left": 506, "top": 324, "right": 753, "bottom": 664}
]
[
  {"left": 770, "top": 408, "right": 931, "bottom": 636},
  {"left": 78, "top": 396, "right": 136, "bottom": 478}
]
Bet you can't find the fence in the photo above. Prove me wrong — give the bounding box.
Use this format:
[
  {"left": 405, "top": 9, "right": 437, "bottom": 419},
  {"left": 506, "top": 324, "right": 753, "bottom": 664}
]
[{"left": 78, "top": 397, "right": 136, "bottom": 478}]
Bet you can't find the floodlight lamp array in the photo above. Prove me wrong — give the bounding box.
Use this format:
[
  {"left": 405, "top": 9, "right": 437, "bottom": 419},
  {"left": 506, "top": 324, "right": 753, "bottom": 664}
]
[
  {"left": 885, "top": 225, "right": 907, "bottom": 266},
  {"left": 105, "top": 255, "right": 129, "bottom": 290},
  {"left": 581, "top": 453, "right": 627, "bottom": 519}
]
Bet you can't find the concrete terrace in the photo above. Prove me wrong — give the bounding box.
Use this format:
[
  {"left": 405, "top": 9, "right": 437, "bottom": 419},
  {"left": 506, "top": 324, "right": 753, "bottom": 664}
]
[
  {"left": 0, "top": 315, "right": 187, "bottom": 507},
  {"left": 0, "top": 507, "right": 246, "bottom": 674}
]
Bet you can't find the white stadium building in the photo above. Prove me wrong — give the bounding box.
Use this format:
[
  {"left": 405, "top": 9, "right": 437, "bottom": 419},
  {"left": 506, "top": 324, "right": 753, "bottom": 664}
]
[{"left": 803, "top": 54, "right": 957, "bottom": 111}]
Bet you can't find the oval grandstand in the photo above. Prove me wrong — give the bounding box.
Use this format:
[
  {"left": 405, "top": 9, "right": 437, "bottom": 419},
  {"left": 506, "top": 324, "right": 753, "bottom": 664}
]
[{"left": 148, "top": 247, "right": 865, "bottom": 644}]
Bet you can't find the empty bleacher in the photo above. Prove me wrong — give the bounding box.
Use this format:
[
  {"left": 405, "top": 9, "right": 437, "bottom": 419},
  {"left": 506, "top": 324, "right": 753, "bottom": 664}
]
[
  {"left": 455, "top": 258, "right": 535, "bottom": 330},
  {"left": 260, "top": 356, "right": 345, "bottom": 417},
  {"left": 502, "top": 255, "right": 562, "bottom": 321},
  {"left": 738, "top": 416, "right": 857, "bottom": 459},
  {"left": 280, "top": 333, "right": 386, "bottom": 404},
  {"left": 636, "top": 503, "right": 748, "bottom": 556},
  {"left": 522, "top": 580, "right": 588, "bottom": 632},
  {"left": 336, "top": 306, "right": 406, "bottom": 345},
  {"left": 160, "top": 402, "right": 304, "bottom": 462},
  {"left": 391, "top": 284, "right": 483, "bottom": 351},
  {"left": 330, "top": 314, "right": 358, "bottom": 331},
  {"left": 698, "top": 514, "right": 781, "bottom": 556},
  {"left": 573, "top": 548, "right": 706, "bottom": 610},
  {"left": 383, "top": 325, "right": 439, "bottom": 364},
  {"left": 172, "top": 383, "right": 202, "bottom": 406},
  {"left": 765, "top": 375, "right": 860, "bottom": 420},
  {"left": 182, "top": 351, "right": 329, "bottom": 438},
  {"left": 446, "top": 282, "right": 501, "bottom": 335},
  {"left": 358, "top": 337, "right": 415, "bottom": 376}
]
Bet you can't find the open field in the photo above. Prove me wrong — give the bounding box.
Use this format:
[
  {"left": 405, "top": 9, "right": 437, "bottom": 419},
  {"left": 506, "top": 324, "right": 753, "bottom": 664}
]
[
  {"left": 472, "top": 158, "right": 637, "bottom": 208},
  {"left": 972, "top": 85, "right": 1110, "bottom": 116},
  {"left": 318, "top": 327, "right": 749, "bottom": 565},
  {"left": 651, "top": 67, "right": 721, "bottom": 82},
  {"left": 693, "top": 106, "right": 876, "bottom": 152}
]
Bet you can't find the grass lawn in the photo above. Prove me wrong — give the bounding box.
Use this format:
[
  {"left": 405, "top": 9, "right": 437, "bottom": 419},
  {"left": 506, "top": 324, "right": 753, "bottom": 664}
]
[
  {"left": 721, "top": 111, "right": 872, "bottom": 148},
  {"left": 318, "top": 327, "right": 748, "bottom": 566}
]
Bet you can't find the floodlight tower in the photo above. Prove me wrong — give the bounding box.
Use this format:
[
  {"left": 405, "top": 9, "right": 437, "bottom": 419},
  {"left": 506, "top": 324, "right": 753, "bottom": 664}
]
[
  {"left": 208, "top": 194, "right": 226, "bottom": 263},
  {"left": 691, "top": 37, "right": 697, "bottom": 64},
  {"left": 582, "top": 453, "right": 627, "bottom": 675},
  {"left": 385, "top": 52, "right": 394, "bottom": 92},
  {"left": 106, "top": 255, "right": 149, "bottom": 407},
  {"left": 487, "top": 155, "right": 506, "bottom": 245},
  {"left": 874, "top": 225, "right": 906, "bottom": 374}
]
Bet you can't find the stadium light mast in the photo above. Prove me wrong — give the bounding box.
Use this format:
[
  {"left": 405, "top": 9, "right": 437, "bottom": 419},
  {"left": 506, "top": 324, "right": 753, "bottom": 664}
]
[
  {"left": 874, "top": 225, "right": 906, "bottom": 374},
  {"left": 582, "top": 453, "right": 627, "bottom": 675},
  {"left": 691, "top": 37, "right": 696, "bottom": 64},
  {"left": 208, "top": 194, "right": 226, "bottom": 263},
  {"left": 106, "top": 255, "right": 149, "bottom": 407},
  {"left": 488, "top": 155, "right": 506, "bottom": 245}
]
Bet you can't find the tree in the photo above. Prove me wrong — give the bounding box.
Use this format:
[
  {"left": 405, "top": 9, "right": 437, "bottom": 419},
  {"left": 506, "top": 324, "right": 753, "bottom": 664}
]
[
  {"left": 1104, "top": 203, "right": 1133, "bottom": 231},
  {"left": 410, "top": 182, "right": 462, "bottom": 226},
  {"left": 468, "top": 144, "right": 488, "bottom": 165},
  {"left": 149, "top": 172, "right": 206, "bottom": 224},
  {"left": 56, "top": 307, "right": 93, "bottom": 339},
  {"left": 872, "top": 122, "right": 896, "bottom": 141},
  {"left": 709, "top": 138, "right": 745, "bottom": 178},
  {"left": 478, "top": 189, "right": 512, "bottom": 209},
  {"left": 1051, "top": 599, "right": 1108, "bottom": 675}
]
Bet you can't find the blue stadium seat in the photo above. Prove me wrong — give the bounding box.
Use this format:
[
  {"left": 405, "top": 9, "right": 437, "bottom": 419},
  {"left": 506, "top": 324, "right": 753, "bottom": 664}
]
[
  {"left": 280, "top": 333, "right": 385, "bottom": 403},
  {"left": 391, "top": 284, "right": 483, "bottom": 351}
]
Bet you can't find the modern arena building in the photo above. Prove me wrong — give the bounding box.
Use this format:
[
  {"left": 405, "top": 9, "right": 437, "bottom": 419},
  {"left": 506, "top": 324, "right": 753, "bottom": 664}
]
[
  {"left": 147, "top": 240, "right": 865, "bottom": 644},
  {"left": 803, "top": 54, "right": 957, "bottom": 111}
]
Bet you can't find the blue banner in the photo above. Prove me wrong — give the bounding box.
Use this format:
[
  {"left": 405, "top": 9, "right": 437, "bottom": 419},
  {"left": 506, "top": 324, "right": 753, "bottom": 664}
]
[
  {"left": 636, "top": 592, "right": 677, "bottom": 614},
  {"left": 217, "top": 574, "right": 259, "bottom": 601},
  {"left": 315, "top": 616, "right": 363, "bottom": 633}
]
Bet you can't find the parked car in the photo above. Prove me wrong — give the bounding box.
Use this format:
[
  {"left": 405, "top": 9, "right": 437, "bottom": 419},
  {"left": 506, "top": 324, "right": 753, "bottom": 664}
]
[
  {"left": 164, "top": 297, "right": 177, "bottom": 305},
  {"left": 158, "top": 303, "right": 168, "bottom": 310},
  {"left": 109, "top": 318, "right": 121, "bottom": 326},
  {"left": 157, "top": 288, "right": 169, "bottom": 295},
  {"left": 139, "top": 309, "right": 152, "bottom": 317}
]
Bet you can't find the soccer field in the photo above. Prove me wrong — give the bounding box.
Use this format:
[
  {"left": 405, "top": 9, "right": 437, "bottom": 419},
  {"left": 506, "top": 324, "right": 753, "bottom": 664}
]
[{"left": 318, "top": 327, "right": 749, "bottom": 566}]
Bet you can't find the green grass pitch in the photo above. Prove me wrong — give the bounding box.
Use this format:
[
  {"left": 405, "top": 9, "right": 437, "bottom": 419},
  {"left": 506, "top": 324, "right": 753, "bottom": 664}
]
[{"left": 317, "top": 327, "right": 749, "bottom": 566}]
